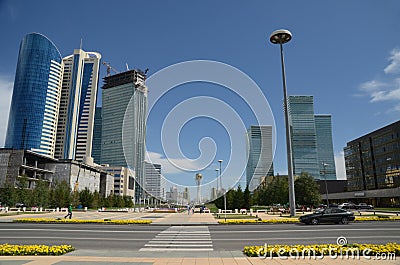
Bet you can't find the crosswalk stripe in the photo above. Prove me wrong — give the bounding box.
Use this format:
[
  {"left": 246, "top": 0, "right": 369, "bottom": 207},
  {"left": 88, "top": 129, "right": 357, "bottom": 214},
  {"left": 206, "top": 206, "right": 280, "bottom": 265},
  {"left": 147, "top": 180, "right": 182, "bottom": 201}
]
[{"left": 139, "top": 225, "right": 213, "bottom": 252}]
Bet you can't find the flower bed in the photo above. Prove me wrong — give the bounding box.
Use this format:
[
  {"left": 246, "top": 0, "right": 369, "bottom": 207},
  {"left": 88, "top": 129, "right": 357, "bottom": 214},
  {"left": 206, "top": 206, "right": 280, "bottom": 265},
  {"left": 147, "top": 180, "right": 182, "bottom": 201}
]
[
  {"left": 0, "top": 243, "right": 74, "bottom": 256},
  {"left": 14, "top": 218, "right": 152, "bottom": 224},
  {"left": 243, "top": 243, "right": 400, "bottom": 257},
  {"left": 355, "top": 216, "right": 400, "bottom": 222},
  {"left": 218, "top": 218, "right": 298, "bottom": 224}
]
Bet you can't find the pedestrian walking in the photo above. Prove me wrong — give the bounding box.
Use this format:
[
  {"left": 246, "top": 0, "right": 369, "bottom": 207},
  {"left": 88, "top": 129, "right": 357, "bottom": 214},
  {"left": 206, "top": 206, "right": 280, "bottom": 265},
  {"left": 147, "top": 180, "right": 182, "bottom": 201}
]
[{"left": 64, "top": 204, "right": 72, "bottom": 219}]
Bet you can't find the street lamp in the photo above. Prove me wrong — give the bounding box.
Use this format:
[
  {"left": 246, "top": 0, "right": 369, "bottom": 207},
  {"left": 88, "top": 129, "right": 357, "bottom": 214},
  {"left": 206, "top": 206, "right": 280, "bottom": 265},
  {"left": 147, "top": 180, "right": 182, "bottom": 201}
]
[
  {"left": 218, "top": 159, "right": 226, "bottom": 221},
  {"left": 215, "top": 169, "right": 219, "bottom": 193},
  {"left": 322, "top": 162, "right": 329, "bottom": 206},
  {"left": 269, "top": 29, "right": 296, "bottom": 216}
]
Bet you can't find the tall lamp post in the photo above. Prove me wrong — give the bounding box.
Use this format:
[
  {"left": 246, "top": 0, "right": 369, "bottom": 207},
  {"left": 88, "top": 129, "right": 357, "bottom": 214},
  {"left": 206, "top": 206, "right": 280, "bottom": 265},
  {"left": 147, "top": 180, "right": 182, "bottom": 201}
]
[
  {"left": 215, "top": 168, "right": 219, "bottom": 193},
  {"left": 218, "top": 159, "right": 226, "bottom": 221},
  {"left": 322, "top": 162, "right": 329, "bottom": 206},
  {"left": 269, "top": 29, "right": 296, "bottom": 217}
]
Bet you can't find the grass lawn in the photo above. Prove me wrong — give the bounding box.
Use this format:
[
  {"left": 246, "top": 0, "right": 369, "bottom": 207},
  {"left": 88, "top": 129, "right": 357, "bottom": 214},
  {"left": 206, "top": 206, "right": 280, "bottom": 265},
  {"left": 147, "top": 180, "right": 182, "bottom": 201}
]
[{"left": 375, "top": 208, "right": 400, "bottom": 212}]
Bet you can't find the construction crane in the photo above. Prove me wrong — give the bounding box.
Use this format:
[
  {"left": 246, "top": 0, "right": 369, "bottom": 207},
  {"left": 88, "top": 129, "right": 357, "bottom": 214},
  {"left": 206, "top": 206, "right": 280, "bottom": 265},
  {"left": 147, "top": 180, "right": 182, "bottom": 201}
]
[
  {"left": 73, "top": 164, "right": 81, "bottom": 193},
  {"left": 102, "top": 61, "right": 119, "bottom": 76}
]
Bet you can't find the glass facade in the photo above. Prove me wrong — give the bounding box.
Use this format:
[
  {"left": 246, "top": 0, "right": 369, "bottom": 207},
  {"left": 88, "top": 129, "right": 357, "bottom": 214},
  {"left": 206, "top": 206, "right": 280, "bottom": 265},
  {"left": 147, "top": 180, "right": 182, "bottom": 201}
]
[
  {"left": 92, "top": 107, "right": 102, "bottom": 164},
  {"left": 288, "top": 96, "right": 320, "bottom": 178},
  {"left": 5, "top": 33, "right": 63, "bottom": 158},
  {"left": 101, "top": 70, "right": 148, "bottom": 202},
  {"left": 315, "top": 115, "right": 337, "bottom": 180},
  {"left": 246, "top": 125, "right": 274, "bottom": 191},
  {"left": 345, "top": 120, "right": 400, "bottom": 191}
]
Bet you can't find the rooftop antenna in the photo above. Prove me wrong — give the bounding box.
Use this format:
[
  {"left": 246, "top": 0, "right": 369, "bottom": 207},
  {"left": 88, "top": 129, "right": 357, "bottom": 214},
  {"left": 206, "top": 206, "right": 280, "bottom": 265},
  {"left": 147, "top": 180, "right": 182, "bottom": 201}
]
[
  {"left": 80, "top": 38, "right": 83, "bottom": 50},
  {"left": 126, "top": 63, "right": 130, "bottom": 71}
]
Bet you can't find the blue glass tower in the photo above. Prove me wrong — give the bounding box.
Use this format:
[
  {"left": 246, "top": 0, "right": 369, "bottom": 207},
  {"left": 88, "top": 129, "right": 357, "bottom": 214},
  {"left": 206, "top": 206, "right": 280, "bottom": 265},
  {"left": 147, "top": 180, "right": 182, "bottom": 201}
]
[
  {"left": 5, "top": 33, "right": 63, "bottom": 157},
  {"left": 315, "top": 115, "right": 336, "bottom": 180},
  {"left": 288, "top": 96, "right": 320, "bottom": 178}
]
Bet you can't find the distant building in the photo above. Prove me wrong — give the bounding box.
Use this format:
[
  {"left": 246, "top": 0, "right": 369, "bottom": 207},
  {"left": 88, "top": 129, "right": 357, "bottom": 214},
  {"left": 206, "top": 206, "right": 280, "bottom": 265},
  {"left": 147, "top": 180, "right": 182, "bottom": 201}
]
[
  {"left": 5, "top": 33, "right": 63, "bottom": 158},
  {"left": 288, "top": 96, "right": 336, "bottom": 180},
  {"left": 101, "top": 70, "right": 147, "bottom": 202},
  {"left": 55, "top": 49, "right": 101, "bottom": 162},
  {"left": 144, "top": 162, "right": 166, "bottom": 200},
  {"left": 246, "top": 125, "right": 274, "bottom": 190},
  {"left": 101, "top": 166, "right": 135, "bottom": 197},
  {"left": 166, "top": 186, "right": 178, "bottom": 203},
  {"left": 92, "top": 107, "right": 102, "bottom": 164},
  {"left": 315, "top": 115, "right": 336, "bottom": 180}
]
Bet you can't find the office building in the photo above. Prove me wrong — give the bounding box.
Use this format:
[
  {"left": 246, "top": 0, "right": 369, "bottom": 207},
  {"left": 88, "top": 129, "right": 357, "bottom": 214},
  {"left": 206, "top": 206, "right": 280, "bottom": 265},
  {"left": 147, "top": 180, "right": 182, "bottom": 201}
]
[
  {"left": 55, "top": 49, "right": 101, "bottom": 162},
  {"left": 5, "top": 33, "right": 63, "bottom": 158},
  {"left": 101, "top": 70, "right": 147, "bottom": 201},
  {"left": 144, "top": 162, "right": 166, "bottom": 200},
  {"left": 287, "top": 96, "right": 320, "bottom": 178},
  {"left": 102, "top": 166, "right": 135, "bottom": 197},
  {"left": 246, "top": 125, "right": 274, "bottom": 190},
  {"left": 315, "top": 115, "right": 336, "bottom": 180},
  {"left": 92, "top": 107, "right": 102, "bottom": 164},
  {"left": 344, "top": 120, "right": 400, "bottom": 192}
]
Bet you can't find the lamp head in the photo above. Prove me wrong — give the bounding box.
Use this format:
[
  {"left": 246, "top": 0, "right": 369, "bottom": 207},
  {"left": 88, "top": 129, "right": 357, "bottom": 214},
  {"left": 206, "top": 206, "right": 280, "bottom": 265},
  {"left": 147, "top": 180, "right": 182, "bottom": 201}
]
[{"left": 270, "top": 29, "right": 292, "bottom": 44}]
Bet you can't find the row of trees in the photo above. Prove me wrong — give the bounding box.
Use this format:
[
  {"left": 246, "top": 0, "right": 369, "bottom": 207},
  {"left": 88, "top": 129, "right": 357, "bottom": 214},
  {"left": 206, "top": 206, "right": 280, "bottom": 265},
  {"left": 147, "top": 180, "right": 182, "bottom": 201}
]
[
  {"left": 0, "top": 180, "right": 134, "bottom": 209},
  {"left": 213, "top": 172, "right": 321, "bottom": 210}
]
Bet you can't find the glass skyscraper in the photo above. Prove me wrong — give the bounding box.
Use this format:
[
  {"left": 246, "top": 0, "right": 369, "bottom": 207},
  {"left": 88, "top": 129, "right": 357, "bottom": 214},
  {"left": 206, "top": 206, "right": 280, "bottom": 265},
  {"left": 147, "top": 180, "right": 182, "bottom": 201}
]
[
  {"left": 5, "top": 33, "right": 63, "bottom": 158},
  {"left": 55, "top": 49, "right": 101, "bottom": 162},
  {"left": 288, "top": 96, "right": 336, "bottom": 180},
  {"left": 246, "top": 125, "right": 274, "bottom": 190},
  {"left": 92, "top": 106, "right": 102, "bottom": 164},
  {"left": 315, "top": 115, "right": 336, "bottom": 180},
  {"left": 101, "top": 70, "right": 148, "bottom": 202},
  {"left": 288, "top": 96, "right": 320, "bottom": 178}
]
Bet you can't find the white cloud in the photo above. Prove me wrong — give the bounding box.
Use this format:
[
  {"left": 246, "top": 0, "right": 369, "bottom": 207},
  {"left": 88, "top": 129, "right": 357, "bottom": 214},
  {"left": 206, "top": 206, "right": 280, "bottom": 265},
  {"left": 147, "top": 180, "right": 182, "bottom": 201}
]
[
  {"left": 384, "top": 48, "right": 400, "bottom": 74},
  {"left": 146, "top": 151, "right": 201, "bottom": 174},
  {"left": 334, "top": 151, "right": 346, "bottom": 180},
  {"left": 358, "top": 48, "right": 400, "bottom": 111},
  {"left": 0, "top": 75, "right": 13, "bottom": 146}
]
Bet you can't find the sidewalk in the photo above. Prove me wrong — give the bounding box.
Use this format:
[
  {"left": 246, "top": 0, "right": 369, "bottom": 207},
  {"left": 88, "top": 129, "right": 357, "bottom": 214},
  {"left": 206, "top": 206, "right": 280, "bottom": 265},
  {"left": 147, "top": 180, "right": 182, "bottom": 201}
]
[{"left": 0, "top": 251, "right": 397, "bottom": 264}]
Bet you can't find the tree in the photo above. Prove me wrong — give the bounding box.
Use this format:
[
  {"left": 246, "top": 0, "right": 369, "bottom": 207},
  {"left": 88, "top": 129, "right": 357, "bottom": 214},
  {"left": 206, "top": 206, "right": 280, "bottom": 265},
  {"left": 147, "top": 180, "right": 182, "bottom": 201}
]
[
  {"left": 243, "top": 185, "right": 252, "bottom": 209},
  {"left": 31, "top": 180, "right": 50, "bottom": 207},
  {"left": 79, "top": 188, "right": 93, "bottom": 208},
  {"left": 91, "top": 191, "right": 100, "bottom": 209},
  {"left": 295, "top": 172, "right": 321, "bottom": 207},
  {"left": 232, "top": 185, "right": 244, "bottom": 210},
  {"left": 53, "top": 180, "right": 71, "bottom": 208},
  {"left": 0, "top": 181, "right": 17, "bottom": 207}
]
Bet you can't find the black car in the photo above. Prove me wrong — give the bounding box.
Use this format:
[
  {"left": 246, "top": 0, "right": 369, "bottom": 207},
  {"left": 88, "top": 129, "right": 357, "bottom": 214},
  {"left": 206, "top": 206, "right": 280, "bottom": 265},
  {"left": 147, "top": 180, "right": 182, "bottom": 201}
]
[
  {"left": 356, "top": 203, "right": 374, "bottom": 210},
  {"left": 299, "top": 207, "right": 355, "bottom": 225}
]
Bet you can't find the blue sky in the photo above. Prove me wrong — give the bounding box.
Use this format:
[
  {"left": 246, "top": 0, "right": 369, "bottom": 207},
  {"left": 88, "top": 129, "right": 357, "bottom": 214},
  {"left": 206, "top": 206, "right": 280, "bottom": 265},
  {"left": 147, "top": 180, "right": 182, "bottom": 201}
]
[{"left": 0, "top": 1, "right": 400, "bottom": 192}]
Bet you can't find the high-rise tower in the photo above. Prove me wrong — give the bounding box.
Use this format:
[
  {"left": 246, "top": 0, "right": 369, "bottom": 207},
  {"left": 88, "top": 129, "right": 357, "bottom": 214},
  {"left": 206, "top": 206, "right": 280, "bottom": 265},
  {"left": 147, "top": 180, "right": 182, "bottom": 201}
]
[
  {"left": 288, "top": 95, "right": 336, "bottom": 180},
  {"left": 101, "top": 69, "right": 147, "bottom": 202},
  {"left": 315, "top": 115, "right": 336, "bottom": 180},
  {"left": 5, "top": 33, "right": 63, "bottom": 158},
  {"left": 55, "top": 49, "right": 101, "bottom": 162},
  {"left": 246, "top": 125, "right": 274, "bottom": 190}
]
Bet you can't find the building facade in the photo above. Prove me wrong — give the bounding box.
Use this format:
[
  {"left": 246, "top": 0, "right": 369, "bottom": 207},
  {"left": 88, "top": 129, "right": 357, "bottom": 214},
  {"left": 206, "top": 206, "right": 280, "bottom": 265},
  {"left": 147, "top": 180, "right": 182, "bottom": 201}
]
[
  {"left": 5, "top": 33, "right": 63, "bottom": 158},
  {"left": 287, "top": 96, "right": 320, "bottom": 178},
  {"left": 101, "top": 70, "right": 147, "bottom": 202},
  {"left": 91, "top": 107, "right": 102, "bottom": 164},
  {"left": 344, "top": 120, "right": 400, "bottom": 193},
  {"left": 55, "top": 49, "right": 101, "bottom": 162},
  {"left": 315, "top": 115, "right": 336, "bottom": 180},
  {"left": 144, "top": 162, "right": 166, "bottom": 200},
  {"left": 101, "top": 166, "right": 135, "bottom": 197},
  {"left": 246, "top": 125, "right": 274, "bottom": 191}
]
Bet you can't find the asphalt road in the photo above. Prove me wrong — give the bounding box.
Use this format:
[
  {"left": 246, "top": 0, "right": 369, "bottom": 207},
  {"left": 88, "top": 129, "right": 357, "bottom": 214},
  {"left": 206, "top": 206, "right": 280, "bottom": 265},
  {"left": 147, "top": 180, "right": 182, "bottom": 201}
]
[{"left": 0, "top": 222, "right": 399, "bottom": 251}]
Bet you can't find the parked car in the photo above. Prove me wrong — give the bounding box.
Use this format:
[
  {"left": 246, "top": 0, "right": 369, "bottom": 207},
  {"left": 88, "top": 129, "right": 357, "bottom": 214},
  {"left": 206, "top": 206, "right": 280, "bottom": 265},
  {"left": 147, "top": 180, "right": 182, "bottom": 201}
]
[
  {"left": 338, "top": 203, "right": 357, "bottom": 209},
  {"left": 356, "top": 203, "right": 374, "bottom": 210},
  {"left": 299, "top": 207, "right": 355, "bottom": 225},
  {"left": 15, "top": 203, "right": 25, "bottom": 208}
]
